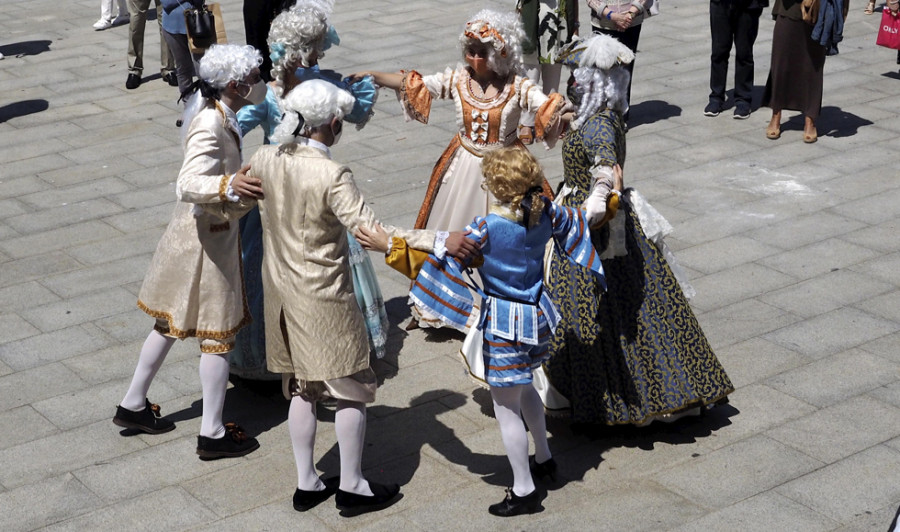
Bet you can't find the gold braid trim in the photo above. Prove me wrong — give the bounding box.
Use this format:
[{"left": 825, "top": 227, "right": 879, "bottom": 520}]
[
  {"left": 137, "top": 297, "right": 251, "bottom": 341},
  {"left": 218, "top": 174, "right": 230, "bottom": 202},
  {"left": 200, "top": 342, "right": 235, "bottom": 354}
]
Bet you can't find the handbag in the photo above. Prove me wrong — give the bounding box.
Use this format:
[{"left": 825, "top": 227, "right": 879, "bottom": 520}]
[
  {"left": 801, "top": 0, "right": 820, "bottom": 25},
  {"left": 876, "top": 8, "right": 900, "bottom": 49},
  {"left": 184, "top": 1, "right": 216, "bottom": 49}
]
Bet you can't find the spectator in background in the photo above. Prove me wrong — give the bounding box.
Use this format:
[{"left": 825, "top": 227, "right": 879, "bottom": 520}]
[
  {"left": 125, "top": 0, "right": 176, "bottom": 89},
  {"left": 704, "top": 0, "right": 768, "bottom": 119},
  {"left": 160, "top": 0, "right": 202, "bottom": 102},
  {"left": 243, "top": 0, "right": 297, "bottom": 81},
  {"left": 94, "top": 0, "right": 129, "bottom": 31}
]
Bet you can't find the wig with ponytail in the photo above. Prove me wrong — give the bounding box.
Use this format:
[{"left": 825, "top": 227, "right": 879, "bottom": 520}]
[{"left": 481, "top": 147, "right": 545, "bottom": 228}]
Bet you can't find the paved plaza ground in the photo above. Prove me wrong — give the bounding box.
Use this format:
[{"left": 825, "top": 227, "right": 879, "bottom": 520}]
[{"left": 1, "top": 0, "right": 899, "bottom": 530}]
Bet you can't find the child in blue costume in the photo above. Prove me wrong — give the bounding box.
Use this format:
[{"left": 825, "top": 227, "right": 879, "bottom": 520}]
[
  {"left": 356, "top": 147, "right": 604, "bottom": 517},
  {"left": 234, "top": 4, "right": 381, "bottom": 378}
]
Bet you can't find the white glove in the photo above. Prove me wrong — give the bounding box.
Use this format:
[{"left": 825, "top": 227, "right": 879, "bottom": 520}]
[{"left": 582, "top": 165, "right": 615, "bottom": 226}]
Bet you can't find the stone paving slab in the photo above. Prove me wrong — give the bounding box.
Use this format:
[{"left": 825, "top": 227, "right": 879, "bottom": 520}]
[{"left": 1, "top": 0, "right": 899, "bottom": 529}]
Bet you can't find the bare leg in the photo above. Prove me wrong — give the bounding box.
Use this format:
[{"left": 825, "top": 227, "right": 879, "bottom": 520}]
[{"left": 767, "top": 110, "right": 782, "bottom": 139}]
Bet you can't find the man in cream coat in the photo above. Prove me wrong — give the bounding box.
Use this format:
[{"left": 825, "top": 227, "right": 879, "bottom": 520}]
[
  {"left": 114, "top": 44, "right": 269, "bottom": 461},
  {"left": 246, "top": 79, "right": 478, "bottom": 516}
]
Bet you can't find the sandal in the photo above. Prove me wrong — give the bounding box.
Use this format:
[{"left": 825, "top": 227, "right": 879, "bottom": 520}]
[{"left": 865, "top": 0, "right": 875, "bottom": 15}]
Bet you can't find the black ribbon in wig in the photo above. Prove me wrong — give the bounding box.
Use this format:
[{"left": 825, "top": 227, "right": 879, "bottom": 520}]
[
  {"left": 178, "top": 79, "right": 220, "bottom": 104},
  {"left": 519, "top": 185, "right": 544, "bottom": 228},
  {"left": 291, "top": 111, "right": 305, "bottom": 138}
]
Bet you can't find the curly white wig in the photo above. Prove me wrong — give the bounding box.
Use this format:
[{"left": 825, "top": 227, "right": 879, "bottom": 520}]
[
  {"left": 180, "top": 44, "right": 262, "bottom": 145},
  {"left": 458, "top": 9, "right": 525, "bottom": 78},
  {"left": 268, "top": 6, "right": 329, "bottom": 93},
  {"left": 271, "top": 79, "right": 355, "bottom": 144},
  {"left": 198, "top": 44, "right": 263, "bottom": 90},
  {"left": 570, "top": 34, "right": 633, "bottom": 129}
]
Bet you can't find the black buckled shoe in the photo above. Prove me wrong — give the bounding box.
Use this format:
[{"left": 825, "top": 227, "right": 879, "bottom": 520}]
[
  {"left": 113, "top": 398, "right": 176, "bottom": 434},
  {"left": 529, "top": 456, "right": 558, "bottom": 483},
  {"left": 488, "top": 487, "right": 543, "bottom": 517},
  {"left": 293, "top": 476, "right": 339, "bottom": 512},
  {"left": 196, "top": 423, "right": 259, "bottom": 460},
  {"left": 335, "top": 481, "right": 401, "bottom": 517}
]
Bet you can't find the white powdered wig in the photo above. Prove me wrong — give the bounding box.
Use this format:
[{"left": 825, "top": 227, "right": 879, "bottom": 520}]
[
  {"left": 576, "top": 33, "right": 634, "bottom": 71},
  {"left": 571, "top": 35, "right": 633, "bottom": 129},
  {"left": 180, "top": 44, "right": 261, "bottom": 145},
  {"left": 268, "top": 6, "right": 329, "bottom": 89},
  {"left": 291, "top": 0, "right": 333, "bottom": 17},
  {"left": 459, "top": 9, "right": 525, "bottom": 78},
  {"left": 198, "top": 43, "right": 263, "bottom": 90},
  {"left": 271, "top": 79, "right": 355, "bottom": 144}
]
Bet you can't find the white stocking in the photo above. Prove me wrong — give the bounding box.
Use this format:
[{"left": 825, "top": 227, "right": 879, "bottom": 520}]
[
  {"left": 289, "top": 395, "right": 323, "bottom": 491},
  {"left": 335, "top": 400, "right": 372, "bottom": 496},
  {"left": 520, "top": 384, "right": 551, "bottom": 464},
  {"left": 491, "top": 385, "right": 536, "bottom": 497},
  {"left": 121, "top": 329, "right": 175, "bottom": 411},
  {"left": 198, "top": 353, "right": 229, "bottom": 439}
]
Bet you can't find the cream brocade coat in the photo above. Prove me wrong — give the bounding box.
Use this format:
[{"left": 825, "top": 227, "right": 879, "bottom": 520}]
[
  {"left": 137, "top": 100, "right": 251, "bottom": 350},
  {"left": 248, "top": 143, "right": 435, "bottom": 381}
]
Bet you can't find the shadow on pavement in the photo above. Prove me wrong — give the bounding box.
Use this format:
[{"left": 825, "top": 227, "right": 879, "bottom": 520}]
[
  {"left": 116, "top": 376, "right": 289, "bottom": 438},
  {"left": 779, "top": 106, "right": 874, "bottom": 139},
  {"left": 0, "top": 39, "right": 52, "bottom": 58},
  {"left": 0, "top": 100, "right": 49, "bottom": 123},
  {"left": 628, "top": 99, "right": 681, "bottom": 129}
]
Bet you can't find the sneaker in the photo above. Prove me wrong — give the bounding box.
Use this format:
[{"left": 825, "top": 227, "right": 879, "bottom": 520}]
[
  {"left": 703, "top": 101, "right": 722, "bottom": 117},
  {"left": 111, "top": 14, "right": 130, "bottom": 26},
  {"left": 196, "top": 423, "right": 259, "bottom": 460},
  {"left": 113, "top": 398, "right": 176, "bottom": 434},
  {"left": 93, "top": 18, "right": 113, "bottom": 30},
  {"left": 733, "top": 102, "right": 751, "bottom": 120}
]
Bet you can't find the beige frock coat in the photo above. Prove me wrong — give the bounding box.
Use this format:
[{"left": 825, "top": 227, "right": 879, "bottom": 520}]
[
  {"left": 137, "top": 100, "right": 251, "bottom": 353},
  {"left": 248, "top": 142, "right": 435, "bottom": 381}
]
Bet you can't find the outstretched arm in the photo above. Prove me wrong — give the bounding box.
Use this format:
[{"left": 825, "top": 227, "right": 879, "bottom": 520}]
[{"left": 349, "top": 70, "right": 404, "bottom": 90}]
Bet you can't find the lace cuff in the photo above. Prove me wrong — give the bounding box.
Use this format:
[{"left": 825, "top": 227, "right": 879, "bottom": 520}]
[
  {"left": 433, "top": 230, "right": 449, "bottom": 259},
  {"left": 534, "top": 93, "right": 568, "bottom": 149},
  {"left": 398, "top": 70, "right": 431, "bottom": 124},
  {"left": 224, "top": 173, "right": 241, "bottom": 203}
]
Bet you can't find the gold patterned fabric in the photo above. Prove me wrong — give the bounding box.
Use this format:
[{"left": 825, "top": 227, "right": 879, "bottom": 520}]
[
  {"left": 544, "top": 110, "right": 733, "bottom": 425},
  {"left": 137, "top": 100, "right": 251, "bottom": 343},
  {"left": 247, "top": 143, "right": 435, "bottom": 382}
]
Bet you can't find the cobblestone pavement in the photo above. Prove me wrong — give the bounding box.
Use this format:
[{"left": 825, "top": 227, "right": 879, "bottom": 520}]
[{"left": 1, "top": 0, "right": 899, "bottom": 530}]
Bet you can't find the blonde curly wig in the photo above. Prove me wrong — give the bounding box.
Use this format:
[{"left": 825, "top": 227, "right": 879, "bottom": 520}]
[{"left": 481, "top": 147, "right": 545, "bottom": 228}]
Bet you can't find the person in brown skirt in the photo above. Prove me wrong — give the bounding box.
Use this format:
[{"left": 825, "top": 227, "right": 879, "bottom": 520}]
[{"left": 761, "top": 0, "right": 848, "bottom": 143}]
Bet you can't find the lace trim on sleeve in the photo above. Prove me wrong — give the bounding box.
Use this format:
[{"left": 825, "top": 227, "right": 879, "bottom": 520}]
[{"left": 398, "top": 70, "right": 432, "bottom": 124}]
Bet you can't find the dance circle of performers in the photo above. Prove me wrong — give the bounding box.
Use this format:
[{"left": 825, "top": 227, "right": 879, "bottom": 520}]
[{"left": 114, "top": 2, "right": 733, "bottom": 519}]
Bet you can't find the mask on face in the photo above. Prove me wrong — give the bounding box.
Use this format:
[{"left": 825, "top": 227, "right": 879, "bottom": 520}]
[
  {"left": 241, "top": 80, "right": 267, "bottom": 105},
  {"left": 467, "top": 56, "right": 490, "bottom": 78}
]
